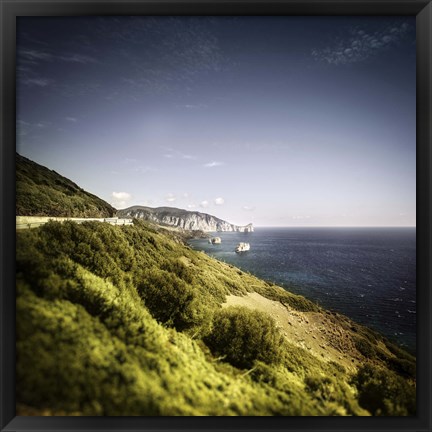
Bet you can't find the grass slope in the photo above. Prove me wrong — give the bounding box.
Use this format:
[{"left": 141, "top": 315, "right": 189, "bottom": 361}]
[
  {"left": 16, "top": 153, "right": 116, "bottom": 217},
  {"left": 16, "top": 219, "right": 416, "bottom": 416}
]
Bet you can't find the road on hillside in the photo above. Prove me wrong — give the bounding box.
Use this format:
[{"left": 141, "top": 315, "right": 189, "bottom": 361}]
[{"left": 16, "top": 216, "right": 133, "bottom": 230}]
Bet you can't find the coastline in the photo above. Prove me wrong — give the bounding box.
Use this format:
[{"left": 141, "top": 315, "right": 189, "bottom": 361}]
[{"left": 188, "top": 227, "right": 416, "bottom": 354}]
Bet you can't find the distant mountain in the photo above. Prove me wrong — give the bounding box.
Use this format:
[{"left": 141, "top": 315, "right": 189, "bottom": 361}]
[
  {"left": 16, "top": 153, "right": 116, "bottom": 217},
  {"left": 117, "top": 205, "right": 254, "bottom": 232}
]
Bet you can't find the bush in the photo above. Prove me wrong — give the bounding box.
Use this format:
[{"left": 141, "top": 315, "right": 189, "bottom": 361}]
[
  {"left": 352, "top": 364, "right": 416, "bottom": 416},
  {"left": 354, "top": 335, "right": 377, "bottom": 358},
  {"left": 384, "top": 341, "right": 416, "bottom": 378},
  {"left": 305, "top": 375, "right": 335, "bottom": 400},
  {"left": 161, "top": 259, "right": 194, "bottom": 284},
  {"left": 204, "top": 306, "right": 284, "bottom": 369},
  {"left": 137, "top": 268, "right": 212, "bottom": 333},
  {"left": 386, "top": 357, "right": 416, "bottom": 380}
]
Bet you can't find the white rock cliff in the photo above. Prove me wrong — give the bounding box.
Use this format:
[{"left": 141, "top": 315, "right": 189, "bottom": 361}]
[{"left": 117, "top": 206, "right": 254, "bottom": 233}]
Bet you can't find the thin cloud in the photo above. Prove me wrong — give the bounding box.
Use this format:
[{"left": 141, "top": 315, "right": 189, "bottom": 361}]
[
  {"left": 111, "top": 191, "right": 132, "bottom": 209},
  {"left": 65, "top": 117, "right": 77, "bottom": 122},
  {"left": 166, "top": 193, "right": 176, "bottom": 203},
  {"left": 35, "top": 122, "right": 50, "bottom": 128},
  {"left": 200, "top": 200, "right": 209, "bottom": 208},
  {"left": 214, "top": 197, "right": 224, "bottom": 205},
  {"left": 55, "top": 81, "right": 102, "bottom": 99},
  {"left": 97, "top": 17, "right": 231, "bottom": 95},
  {"left": 180, "top": 103, "right": 209, "bottom": 109},
  {"left": 59, "top": 54, "right": 98, "bottom": 64},
  {"left": 20, "top": 49, "right": 53, "bottom": 61},
  {"left": 312, "top": 22, "right": 411, "bottom": 66},
  {"left": 19, "top": 48, "right": 97, "bottom": 65},
  {"left": 22, "top": 78, "right": 52, "bottom": 87},
  {"left": 16, "top": 119, "right": 51, "bottom": 136},
  {"left": 204, "top": 161, "right": 224, "bottom": 168},
  {"left": 112, "top": 191, "right": 131, "bottom": 200},
  {"left": 162, "top": 148, "right": 196, "bottom": 161},
  {"left": 16, "top": 120, "right": 31, "bottom": 137},
  {"left": 242, "top": 205, "right": 256, "bottom": 211}
]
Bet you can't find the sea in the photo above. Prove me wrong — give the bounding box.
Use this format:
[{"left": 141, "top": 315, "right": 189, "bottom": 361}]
[{"left": 188, "top": 227, "right": 416, "bottom": 354}]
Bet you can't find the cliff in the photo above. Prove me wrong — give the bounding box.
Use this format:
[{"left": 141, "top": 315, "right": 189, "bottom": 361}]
[{"left": 117, "top": 205, "right": 254, "bottom": 232}]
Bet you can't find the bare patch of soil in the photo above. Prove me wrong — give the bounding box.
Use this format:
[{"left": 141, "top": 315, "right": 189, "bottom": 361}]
[{"left": 223, "top": 292, "right": 385, "bottom": 374}]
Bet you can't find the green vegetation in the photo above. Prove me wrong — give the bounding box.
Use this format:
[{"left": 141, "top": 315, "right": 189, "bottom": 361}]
[
  {"left": 16, "top": 153, "right": 115, "bottom": 217},
  {"left": 204, "top": 306, "right": 284, "bottom": 368},
  {"left": 16, "top": 219, "right": 416, "bottom": 416},
  {"left": 352, "top": 364, "right": 416, "bottom": 416},
  {"left": 253, "top": 283, "right": 321, "bottom": 312}
]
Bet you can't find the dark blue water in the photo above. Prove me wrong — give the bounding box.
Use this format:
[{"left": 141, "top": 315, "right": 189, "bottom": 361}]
[{"left": 189, "top": 228, "right": 416, "bottom": 353}]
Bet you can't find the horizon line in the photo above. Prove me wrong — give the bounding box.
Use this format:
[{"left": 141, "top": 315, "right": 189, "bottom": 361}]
[{"left": 252, "top": 225, "right": 416, "bottom": 229}]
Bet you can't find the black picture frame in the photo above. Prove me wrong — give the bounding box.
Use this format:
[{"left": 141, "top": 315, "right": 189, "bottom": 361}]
[{"left": 1, "top": 1, "right": 431, "bottom": 431}]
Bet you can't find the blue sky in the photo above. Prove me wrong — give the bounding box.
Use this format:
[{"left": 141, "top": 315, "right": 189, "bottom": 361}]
[{"left": 16, "top": 16, "right": 416, "bottom": 227}]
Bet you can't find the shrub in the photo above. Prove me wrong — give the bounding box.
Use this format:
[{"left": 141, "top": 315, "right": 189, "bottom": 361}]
[
  {"left": 328, "top": 361, "right": 346, "bottom": 375},
  {"left": 137, "top": 268, "right": 212, "bottom": 332},
  {"left": 386, "top": 357, "right": 416, "bottom": 380},
  {"left": 354, "top": 335, "right": 377, "bottom": 358},
  {"left": 304, "top": 373, "right": 368, "bottom": 416},
  {"left": 385, "top": 341, "right": 415, "bottom": 360},
  {"left": 352, "top": 364, "right": 416, "bottom": 416},
  {"left": 161, "top": 259, "right": 194, "bottom": 284},
  {"left": 384, "top": 341, "right": 416, "bottom": 379},
  {"left": 204, "top": 306, "right": 284, "bottom": 369},
  {"left": 305, "top": 375, "right": 335, "bottom": 400}
]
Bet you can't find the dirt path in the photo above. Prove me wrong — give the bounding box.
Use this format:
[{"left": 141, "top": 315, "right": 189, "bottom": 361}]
[{"left": 223, "top": 292, "right": 362, "bottom": 373}]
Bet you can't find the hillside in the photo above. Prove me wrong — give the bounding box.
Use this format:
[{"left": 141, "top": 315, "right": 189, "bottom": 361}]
[
  {"left": 16, "top": 219, "right": 416, "bottom": 416},
  {"left": 15, "top": 155, "right": 416, "bottom": 416},
  {"left": 16, "top": 153, "right": 116, "bottom": 217},
  {"left": 118, "top": 205, "right": 254, "bottom": 232}
]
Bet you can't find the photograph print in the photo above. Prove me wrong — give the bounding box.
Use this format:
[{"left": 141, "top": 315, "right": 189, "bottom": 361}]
[{"left": 16, "top": 15, "right": 416, "bottom": 416}]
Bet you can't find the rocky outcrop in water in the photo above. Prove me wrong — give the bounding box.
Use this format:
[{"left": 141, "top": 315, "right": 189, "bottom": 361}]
[{"left": 117, "top": 206, "right": 254, "bottom": 232}]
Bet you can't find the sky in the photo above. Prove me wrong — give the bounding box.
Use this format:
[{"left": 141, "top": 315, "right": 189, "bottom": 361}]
[{"left": 16, "top": 16, "right": 416, "bottom": 227}]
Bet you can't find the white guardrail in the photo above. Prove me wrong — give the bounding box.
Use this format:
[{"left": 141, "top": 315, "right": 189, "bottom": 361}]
[{"left": 16, "top": 216, "right": 133, "bottom": 230}]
